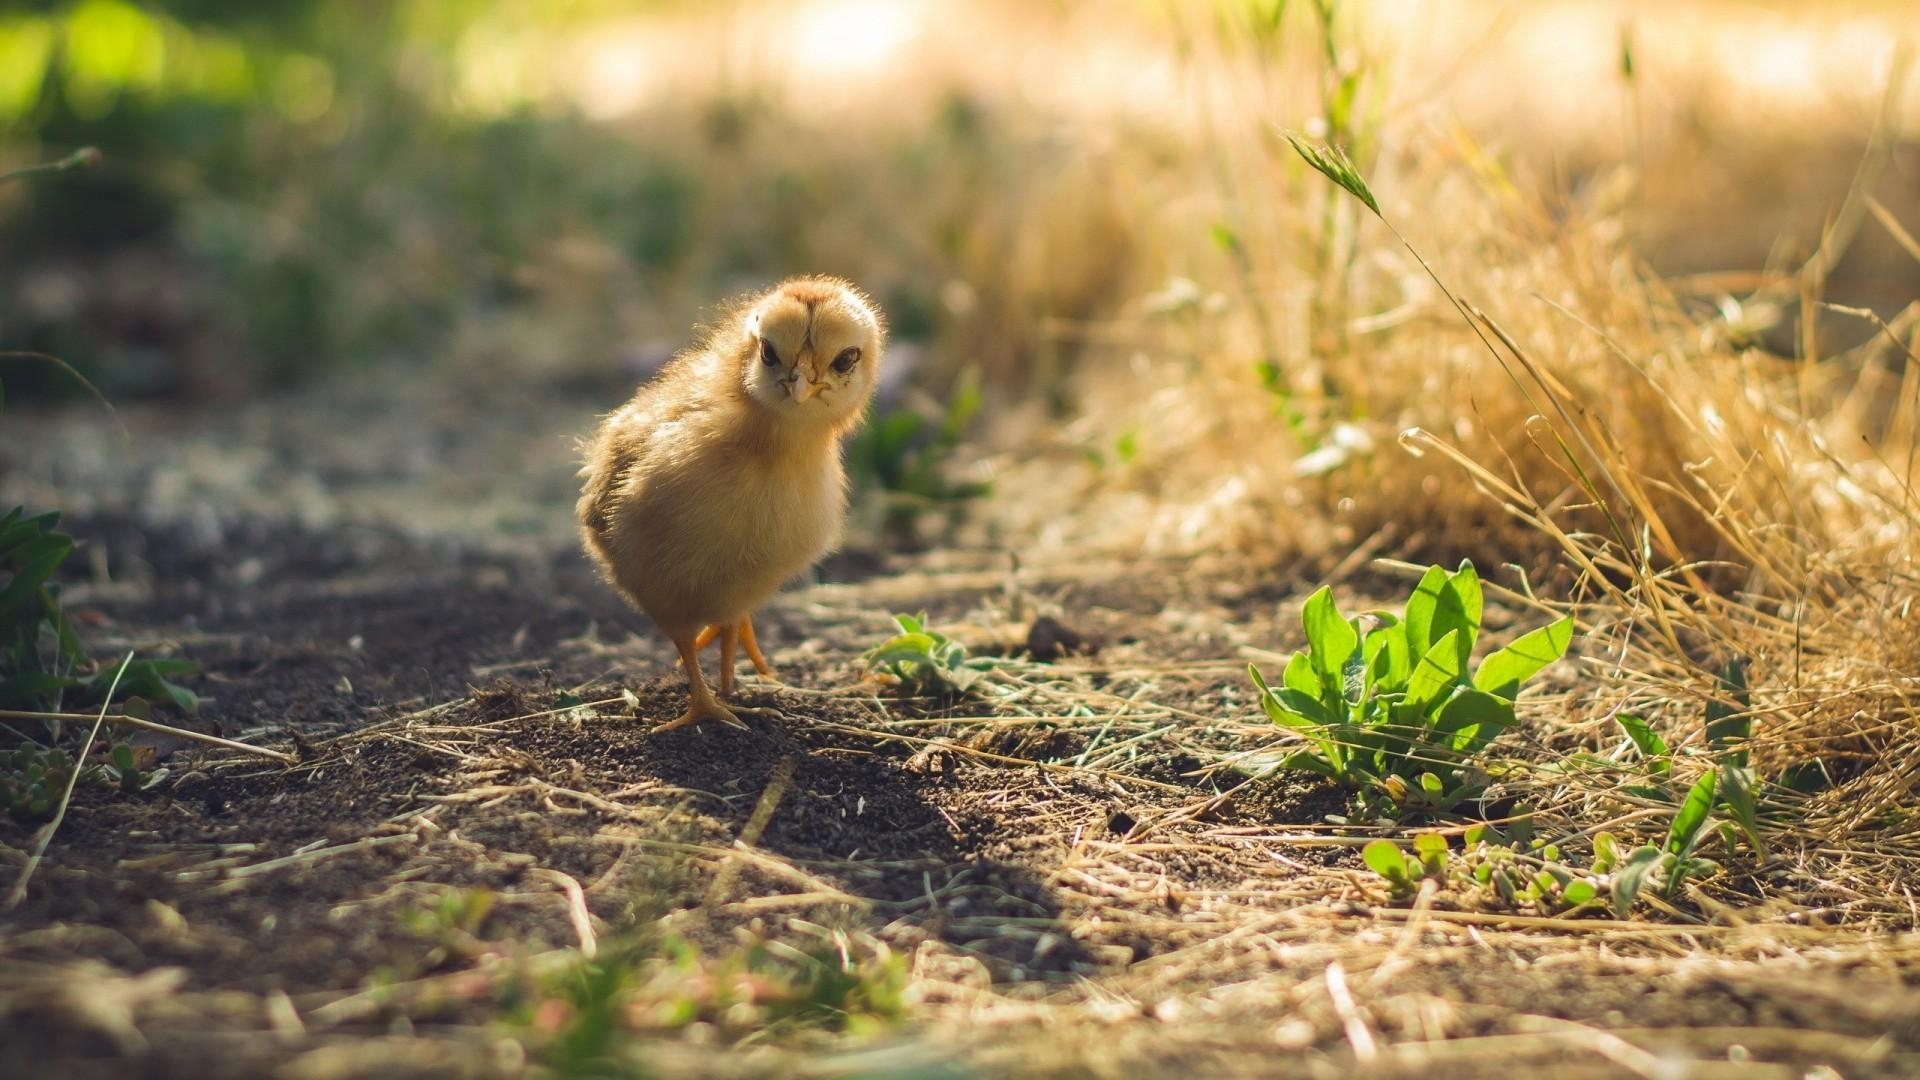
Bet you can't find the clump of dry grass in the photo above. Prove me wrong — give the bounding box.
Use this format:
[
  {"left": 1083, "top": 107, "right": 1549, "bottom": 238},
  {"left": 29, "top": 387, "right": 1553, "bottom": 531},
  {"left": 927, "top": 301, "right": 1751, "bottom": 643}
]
[{"left": 1028, "top": 40, "right": 1920, "bottom": 920}]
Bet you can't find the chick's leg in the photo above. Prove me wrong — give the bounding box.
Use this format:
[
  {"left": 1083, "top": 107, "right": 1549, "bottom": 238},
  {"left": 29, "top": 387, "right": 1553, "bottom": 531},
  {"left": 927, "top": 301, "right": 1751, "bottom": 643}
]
[
  {"left": 717, "top": 623, "right": 739, "bottom": 696},
  {"left": 738, "top": 616, "right": 778, "bottom": 680},
  {"left": 676, "top": 625, "right": 722, "bottom": 671},
  {"left": 656, "top": 632, "right": 747, "bottom": 733}
]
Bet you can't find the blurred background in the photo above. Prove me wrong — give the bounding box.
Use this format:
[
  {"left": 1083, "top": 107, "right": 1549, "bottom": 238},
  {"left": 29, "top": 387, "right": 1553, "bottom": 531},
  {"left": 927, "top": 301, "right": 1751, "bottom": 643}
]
[{"left": 2, "top": 0, "right": 1915, "bottom": 558}]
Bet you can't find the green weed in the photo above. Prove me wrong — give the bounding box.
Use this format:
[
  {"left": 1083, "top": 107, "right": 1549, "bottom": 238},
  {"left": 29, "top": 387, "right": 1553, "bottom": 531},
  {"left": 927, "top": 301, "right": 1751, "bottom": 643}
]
[
  {"left": 1362, "top": 795, "right": 1722, "bottom": 918},
  {"left": 400, "top": 886, "right": 497, "bottom": 973},
  {"left": 862, "top": 613, "right": 1006, "bottom": 699},
  {"left": 1610, "top": 660, "right": 1771, "bottom": 858},
  {"left": 0, "top": 696, "right": 167, "bottom": 823},
  {"left": 1248, "top": 560, "right": 1573, "bottom": 814}
]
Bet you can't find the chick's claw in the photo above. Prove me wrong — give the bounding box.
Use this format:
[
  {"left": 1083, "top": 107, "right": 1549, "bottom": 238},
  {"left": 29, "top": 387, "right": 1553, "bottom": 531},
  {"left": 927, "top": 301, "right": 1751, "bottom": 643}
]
[{"left": 653, "top": 698, "right": 751, "bottom": 733}]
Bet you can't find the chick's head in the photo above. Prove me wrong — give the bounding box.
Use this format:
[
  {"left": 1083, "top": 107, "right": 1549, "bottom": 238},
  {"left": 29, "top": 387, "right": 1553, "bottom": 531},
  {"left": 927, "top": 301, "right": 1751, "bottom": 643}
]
[{"left": 741, "top": 278, "right": 884, "bottom": 428}]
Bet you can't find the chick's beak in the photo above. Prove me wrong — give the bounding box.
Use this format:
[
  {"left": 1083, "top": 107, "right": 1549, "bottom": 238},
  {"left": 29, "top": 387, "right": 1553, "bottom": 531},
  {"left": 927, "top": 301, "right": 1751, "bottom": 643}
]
[{"left": 788, "top": 373, "right": 826, "bottom": 401}]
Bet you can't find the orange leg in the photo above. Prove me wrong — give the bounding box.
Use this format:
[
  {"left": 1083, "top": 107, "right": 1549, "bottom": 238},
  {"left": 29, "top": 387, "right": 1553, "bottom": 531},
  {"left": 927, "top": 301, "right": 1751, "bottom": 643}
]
[
  {"left": 718, "top": 622, "right": 739, "bottom": 696},
  {"left": 654, "top": 632, "right": 747, "bottom": 733},
  {"left": 738, "top": 615, "right": 777, "bottom": 680},
  {"left": 691, "top": 624, "right": 720, "bottom": 653},
  {"left": 676, "top": 625, "right": 720, "bottom": 670}
]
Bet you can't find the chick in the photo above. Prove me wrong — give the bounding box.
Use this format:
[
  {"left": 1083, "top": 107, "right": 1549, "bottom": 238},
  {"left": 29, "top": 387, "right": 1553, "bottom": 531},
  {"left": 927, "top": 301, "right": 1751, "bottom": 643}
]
[{"left": 578, "top": 276, "right": 885, "bottom": 732}]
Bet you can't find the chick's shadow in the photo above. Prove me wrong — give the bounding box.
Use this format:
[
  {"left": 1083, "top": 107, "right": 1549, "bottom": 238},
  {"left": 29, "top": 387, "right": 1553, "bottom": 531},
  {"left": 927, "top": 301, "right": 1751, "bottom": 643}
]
[{"left": 631, "top": 697, "right": 1092, "bottom": 983}]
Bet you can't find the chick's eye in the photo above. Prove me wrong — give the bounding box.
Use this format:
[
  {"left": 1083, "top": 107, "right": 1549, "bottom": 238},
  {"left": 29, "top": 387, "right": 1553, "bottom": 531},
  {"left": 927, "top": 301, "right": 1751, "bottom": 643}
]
[
  {"left": 760, "top": 338, "right": 781, "bottom": 367},
  {"left": 831, "top": 347, "right": 860, "bottom": 374}
]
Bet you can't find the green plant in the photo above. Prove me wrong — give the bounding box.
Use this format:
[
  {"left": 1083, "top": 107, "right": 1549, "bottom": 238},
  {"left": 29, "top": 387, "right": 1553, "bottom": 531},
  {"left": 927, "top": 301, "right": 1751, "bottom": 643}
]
[
  {"left": 0, "top": 699, "right": 166, "bottom": 822},
  {"left": 847, "top": 370, "right": 990, "bottom": 541},
  {"left": 1361, "top": 801, "right": 1722, "bottom": 919},
  {"left": 862, "top": 612, "right": 1007, "bottom": 699},
  {"left": 1612, "top": 660, "right": 1768, "bottom": 857},
  {"left": 1248, "top": 560, "right": 1573, "bottom": 813},
  {"left": 401, "top": 887, "right": 497, "bottom": 972},
  {"left": 0, "top": 509, "right": 199, "bottom": 719},
  {"left": 509, "top": 925, "right": 904, "bottom": 1074},
  {"left": 0, "top": 147, "right": 198, "bottom": 724},
  {"left": 1362, "top": 824, "right": 1608, "bottom": 915},
  {"left": 0, "top": 744, "right": 78, "bottom": 822}
]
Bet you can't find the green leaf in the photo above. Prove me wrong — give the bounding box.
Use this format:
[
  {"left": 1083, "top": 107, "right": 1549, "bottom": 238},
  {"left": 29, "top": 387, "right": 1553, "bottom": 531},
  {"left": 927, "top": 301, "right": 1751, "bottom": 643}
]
[
  {"left": 1256, "top": 692, "right": 1315, "bottom": 731},
  {"left": 1717, "top": 764, "right": 1765, "bottom": 857},
  {"left": 1613, "top": 713, "right": 1670, "bottom": 772},
  {"left": 1252, "top": 661, "right": 1328, "bottom": 727},
  {"left": 1412, "top": 832, "right": 1448, "bottom": 876},
  {"left": 1610, "top": 846, "right": 1664, "bottom": 915},
  {"left": 1402, "top": 629, "right": 1464, "bottom": 714},
  {"left": 1705, "top": 659, "right": 1751, "bottom": 767},
  {"left": 1340, "top": 620, "right": 1368, "bottom": 704},
  {"left": 1363, "top": 621, "right": 1411, "bottom": 695},
  {"left": 1284, "top": 133, "right": 1381, "bottom": 217},
  {"left": 1301, "top": 587, "right": 1359, "bottom": 685},
  {"left": 1472, "top": 617, "right": 1575, "bottom": 701},
  {"left": 1362, "top": 839, "right": 1410, "bottom": 885},
  {"left": 0, "top": 532, "right": 74, "bottom": 622},
  {"left": 1275, "top": 750, "right": 1342, "bottom": 779},
  {"left": 1402, "top": 566, "right": 1448, "bottom": 661},
  {"left": 1563, "top": 879, "right": 1597, "bottom": 906},
  {"left": 1434, "top": 561, "right": 1484, "bottom": 667},
  {"left": 1432, "top": 687, "right": 1515, "bottom": 753},
  {"left": 0, "top": 671, "right": 80, "bottom": 711},
  {"left": 1282, "top": 651, "right": 1321, "bottom": 700},
  {"left": 1667, "top": 769, "right": 1717, "bottom": 859},
  {"left": 1593, "top": 831, "right": 1619, "bottom": 873},
  {"left": 1778, "top": 760, "right": 1833, "bottom": 794}
]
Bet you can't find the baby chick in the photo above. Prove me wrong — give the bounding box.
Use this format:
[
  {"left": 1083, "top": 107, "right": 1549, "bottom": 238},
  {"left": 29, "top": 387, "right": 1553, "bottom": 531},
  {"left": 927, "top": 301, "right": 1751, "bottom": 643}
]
[{"left": 578, "top": 276, "right": 885, "bottom": 732}]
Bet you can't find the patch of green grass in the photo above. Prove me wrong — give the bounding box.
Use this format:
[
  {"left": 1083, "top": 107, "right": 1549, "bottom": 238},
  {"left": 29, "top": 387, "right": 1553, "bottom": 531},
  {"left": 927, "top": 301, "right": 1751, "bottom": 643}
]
[{"left": 1247, "top": 560, "right": 1573, "bottom": 815}]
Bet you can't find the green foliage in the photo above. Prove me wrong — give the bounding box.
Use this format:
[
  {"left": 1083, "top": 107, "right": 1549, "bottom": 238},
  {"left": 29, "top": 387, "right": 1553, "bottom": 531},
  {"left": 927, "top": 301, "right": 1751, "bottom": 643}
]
[
  {"left": 0, "top": 507, "right": 86, "bottom": 714},
  {"left": 0, "top": 716, "right": 165, "bottom": 823},
  {"left": 847, "top": 371, "right": 990, "bottom": 541},
  {"left": 0, "top": 506, "right": 198, "bottom": 717},
  {"left": 1361, "top": 824, "right": 1608, "bottom": 915},
  {"left": 862, "top": 613, "right": 1005, "bottom": 699},
  {"left": 1248, "top": 561, "right": 1573, "bottom": 814},
  {"left": 509, "top": 927, "right": 906, "bottom": 1073},
  {"left": 1611, "top": 662, "right": 1769, "bottom": 859},
  {"left": 1359, "top": 809, "right": 1724, "bottom": 919},
  {"left": 0, "top": 745, "right": 77, "bottom": 822},
  {"left": 401, "top": 886, "right": 496, "bottom": 972},
  {"left": 0, "top": 150, "right": 199, "bottom": 723}
]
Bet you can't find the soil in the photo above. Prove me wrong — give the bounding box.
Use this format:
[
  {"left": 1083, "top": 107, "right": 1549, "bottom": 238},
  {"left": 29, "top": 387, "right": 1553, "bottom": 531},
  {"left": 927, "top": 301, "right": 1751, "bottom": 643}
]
[{"left": 3, "top": 384, "right": 1918, "bottom": 1078}]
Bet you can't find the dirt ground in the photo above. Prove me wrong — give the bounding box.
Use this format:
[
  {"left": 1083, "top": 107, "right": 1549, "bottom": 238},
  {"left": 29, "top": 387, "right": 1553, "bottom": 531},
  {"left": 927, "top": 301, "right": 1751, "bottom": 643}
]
[{"left": 3, "top": 380, "right": 1919, "bottom": 1079}]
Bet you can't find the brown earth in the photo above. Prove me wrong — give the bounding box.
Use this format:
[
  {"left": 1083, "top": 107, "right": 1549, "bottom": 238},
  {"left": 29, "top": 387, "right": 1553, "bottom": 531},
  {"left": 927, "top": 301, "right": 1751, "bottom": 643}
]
[{"left": 2, "top": 500, "right": 1917, "bottom": 1078}]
